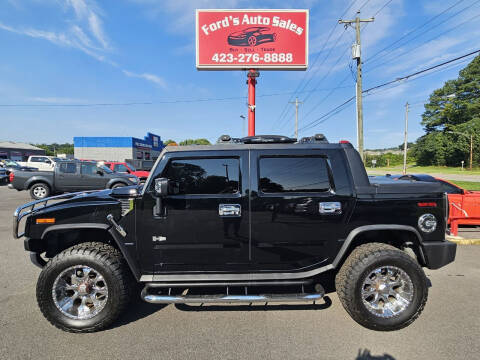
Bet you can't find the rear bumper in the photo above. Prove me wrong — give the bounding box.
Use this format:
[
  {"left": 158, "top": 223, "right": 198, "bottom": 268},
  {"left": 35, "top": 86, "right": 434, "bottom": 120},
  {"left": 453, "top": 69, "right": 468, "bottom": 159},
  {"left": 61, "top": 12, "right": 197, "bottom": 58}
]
[{"left": 422, "top": 240, "right": 457, "bottom": 269}]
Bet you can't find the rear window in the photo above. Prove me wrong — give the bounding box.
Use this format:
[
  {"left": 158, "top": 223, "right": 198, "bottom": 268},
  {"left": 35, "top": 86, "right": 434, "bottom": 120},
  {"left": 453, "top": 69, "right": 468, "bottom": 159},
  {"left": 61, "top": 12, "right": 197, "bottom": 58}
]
[{"left": 259, "top": 156, "right": 331, "bottom": 193}]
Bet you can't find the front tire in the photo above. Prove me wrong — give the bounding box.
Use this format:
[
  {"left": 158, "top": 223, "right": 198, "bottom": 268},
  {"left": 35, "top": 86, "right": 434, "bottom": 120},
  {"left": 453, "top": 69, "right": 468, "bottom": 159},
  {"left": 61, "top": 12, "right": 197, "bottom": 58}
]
[
  {"left": 335, "top": 243, "right": 428, "bottom": 331},
  {"left": 111, "top": 183, "right": 126, "bottom": 189},
  {"left": 30, "top": 183, "right": 50, "bottom": 200},
  {"left": 36, "top": 242, "right": 133, "bottom": 333}
]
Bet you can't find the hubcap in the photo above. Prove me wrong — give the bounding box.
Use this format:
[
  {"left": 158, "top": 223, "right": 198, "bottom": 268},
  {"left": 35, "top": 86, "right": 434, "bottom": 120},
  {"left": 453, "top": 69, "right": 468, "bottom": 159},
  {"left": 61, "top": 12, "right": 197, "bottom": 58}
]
[
  {"left": 33, "top": 187, "right": 46, "bottom": 198},
  {"left": 361, "top": 266, "right": 413, "bottom": 318},
  {"left": 52, "top": 265, "right": 108, "bottom": 320}
]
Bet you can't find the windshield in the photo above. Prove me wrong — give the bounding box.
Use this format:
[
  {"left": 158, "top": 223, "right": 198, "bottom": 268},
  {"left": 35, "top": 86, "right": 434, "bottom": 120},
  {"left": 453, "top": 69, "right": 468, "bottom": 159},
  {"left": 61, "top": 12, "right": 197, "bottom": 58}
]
[
  {"left": 98, "top": 165, "right": 113, "bottom": 174},
  {"left": 5, "top": 161, "right": 19, "bottom": 166}
]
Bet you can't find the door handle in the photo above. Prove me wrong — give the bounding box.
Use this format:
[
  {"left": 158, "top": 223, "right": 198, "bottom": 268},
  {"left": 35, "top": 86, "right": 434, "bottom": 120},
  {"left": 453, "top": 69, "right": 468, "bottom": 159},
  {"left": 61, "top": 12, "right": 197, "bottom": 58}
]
[
  {"left": 219, "top": 204, "right": 241, "bottom": 217},
  {"left": 319, "top": 202, "right": 342, "bottom": 215}
]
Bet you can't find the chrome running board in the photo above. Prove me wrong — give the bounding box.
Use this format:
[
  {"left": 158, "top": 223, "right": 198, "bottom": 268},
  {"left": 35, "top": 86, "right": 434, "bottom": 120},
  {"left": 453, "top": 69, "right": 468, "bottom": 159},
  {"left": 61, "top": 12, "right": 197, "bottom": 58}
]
[{"left": 141, "top": 285, "right": 324, "bottom": 304}]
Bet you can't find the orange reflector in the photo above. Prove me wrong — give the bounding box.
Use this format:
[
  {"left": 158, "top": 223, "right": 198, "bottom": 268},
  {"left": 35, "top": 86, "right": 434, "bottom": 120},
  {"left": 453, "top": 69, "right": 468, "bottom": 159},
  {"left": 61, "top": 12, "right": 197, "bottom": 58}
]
[
  {"left": 36, "top": 218, "right": 55, "bottom": 224},
  {"left": 417, "top": 202, "right": 437, "bottom": 207}
]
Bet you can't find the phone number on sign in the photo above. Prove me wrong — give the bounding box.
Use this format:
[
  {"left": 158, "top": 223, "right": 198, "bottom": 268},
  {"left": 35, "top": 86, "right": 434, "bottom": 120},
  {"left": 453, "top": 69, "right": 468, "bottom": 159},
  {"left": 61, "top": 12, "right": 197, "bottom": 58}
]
[{"left": 211, "top": 53, "right": 293, "bottom": 63}]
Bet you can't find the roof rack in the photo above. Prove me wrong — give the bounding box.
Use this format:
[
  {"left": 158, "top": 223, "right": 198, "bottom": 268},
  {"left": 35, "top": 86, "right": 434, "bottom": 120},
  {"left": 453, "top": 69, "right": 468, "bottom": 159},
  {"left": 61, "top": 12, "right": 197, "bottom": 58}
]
[{"left": 298, "top": 134, "right": 329, "bottom": 144}]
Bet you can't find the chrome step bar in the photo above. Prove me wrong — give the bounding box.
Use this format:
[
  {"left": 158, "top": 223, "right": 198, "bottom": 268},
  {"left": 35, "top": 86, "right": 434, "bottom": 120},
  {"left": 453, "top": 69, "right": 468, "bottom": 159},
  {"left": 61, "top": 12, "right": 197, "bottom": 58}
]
[{"left": 141, "top": 284, "right": 324, "bottom": 304}]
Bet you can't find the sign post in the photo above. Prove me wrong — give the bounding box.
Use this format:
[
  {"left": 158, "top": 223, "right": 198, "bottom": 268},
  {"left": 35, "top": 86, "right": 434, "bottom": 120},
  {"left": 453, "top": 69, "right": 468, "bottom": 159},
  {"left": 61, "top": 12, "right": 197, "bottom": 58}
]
[{"left": 196, "top": 9, "right": 309, "bottom": 136}]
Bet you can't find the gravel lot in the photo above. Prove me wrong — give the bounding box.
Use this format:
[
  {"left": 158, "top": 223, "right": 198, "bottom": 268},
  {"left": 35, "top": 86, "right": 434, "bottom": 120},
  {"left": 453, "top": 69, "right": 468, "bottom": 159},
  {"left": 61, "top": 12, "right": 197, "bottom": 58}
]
[{"left": 0, "top": 185, "right": 479, "bottom": 360}]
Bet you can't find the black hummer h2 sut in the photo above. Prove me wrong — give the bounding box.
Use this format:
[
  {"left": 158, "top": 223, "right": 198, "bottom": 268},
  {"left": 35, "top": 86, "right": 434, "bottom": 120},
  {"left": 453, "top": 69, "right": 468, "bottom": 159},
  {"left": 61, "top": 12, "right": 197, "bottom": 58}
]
[{"left": 13, "top": 135, "right": 456, "bottom": 332}]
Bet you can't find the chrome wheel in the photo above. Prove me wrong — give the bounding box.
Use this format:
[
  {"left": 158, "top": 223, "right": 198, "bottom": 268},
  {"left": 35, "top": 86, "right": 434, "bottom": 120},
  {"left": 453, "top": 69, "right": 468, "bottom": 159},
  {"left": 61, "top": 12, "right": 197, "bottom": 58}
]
[
  {"left": 361, "top": 266, "right": 414, "bottom": 318},
  {"left": 33, "top": 186, "right": 47, "bottom": 198},
  {"left": 52, "top": 265, "right": 109, "bottom": 320}
]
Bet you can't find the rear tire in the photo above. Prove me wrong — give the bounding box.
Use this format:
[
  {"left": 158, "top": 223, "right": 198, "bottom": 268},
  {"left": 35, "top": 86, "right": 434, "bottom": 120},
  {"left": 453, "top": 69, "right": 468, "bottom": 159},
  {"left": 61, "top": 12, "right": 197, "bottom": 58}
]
[
  {"left": 335, "top": 243, "right": 428, "bottom": 331},
  {"left": 30, "top": 183, "right": 50, "bottom": 200},
  {"left": 36, "top": 242, "right": 133, "bottom": 333}
]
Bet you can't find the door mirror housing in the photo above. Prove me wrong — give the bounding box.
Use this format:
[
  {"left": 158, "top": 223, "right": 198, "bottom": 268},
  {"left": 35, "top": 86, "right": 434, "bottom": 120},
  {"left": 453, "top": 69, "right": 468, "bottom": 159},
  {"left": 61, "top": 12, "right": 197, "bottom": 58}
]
[
  {"left": 154, "top": 178, "right": 169, "bottom": 196},
  {"left": 96, "top": 170, "right": 104, "bottom": 176}
]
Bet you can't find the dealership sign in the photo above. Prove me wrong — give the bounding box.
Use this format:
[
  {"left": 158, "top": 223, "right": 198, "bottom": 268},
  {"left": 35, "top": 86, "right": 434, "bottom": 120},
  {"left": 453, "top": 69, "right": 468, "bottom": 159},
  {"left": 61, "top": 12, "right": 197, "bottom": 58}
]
[{"left": 196, "top": 9, "right": 308, "bottom": 70}]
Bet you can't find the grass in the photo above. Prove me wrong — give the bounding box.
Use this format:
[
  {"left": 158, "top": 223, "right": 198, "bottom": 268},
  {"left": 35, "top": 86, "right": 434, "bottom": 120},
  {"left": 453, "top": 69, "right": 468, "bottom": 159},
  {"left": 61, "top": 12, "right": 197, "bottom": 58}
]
[
  {"left": 449, "top": 180, "right": 480, "bottom": 191},
  {"left": 367, "top": 165, "right": 480, "bottom": 175}
]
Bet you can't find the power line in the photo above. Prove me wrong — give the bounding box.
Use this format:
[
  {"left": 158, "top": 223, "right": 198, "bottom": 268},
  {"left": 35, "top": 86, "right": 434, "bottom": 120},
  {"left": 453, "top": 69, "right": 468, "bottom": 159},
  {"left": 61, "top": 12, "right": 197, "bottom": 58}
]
[
  {"left": 296, "top": 49, "right": 480, "bottom": 134},
  {"left": 0, "top": 86, "right": 354, "bottom": 108},
  {"left": 272, "top": 0, "right": 360, "bottom": 129},
  {"left": 364, "top": 0, "right": 469, "bottom": 65}
]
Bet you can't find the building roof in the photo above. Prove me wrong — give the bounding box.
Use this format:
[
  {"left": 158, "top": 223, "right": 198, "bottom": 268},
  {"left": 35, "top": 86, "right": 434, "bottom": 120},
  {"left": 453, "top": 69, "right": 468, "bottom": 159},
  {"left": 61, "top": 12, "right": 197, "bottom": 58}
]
[{"left": 0, "top": 141, "right": 43, "bottom": 150}]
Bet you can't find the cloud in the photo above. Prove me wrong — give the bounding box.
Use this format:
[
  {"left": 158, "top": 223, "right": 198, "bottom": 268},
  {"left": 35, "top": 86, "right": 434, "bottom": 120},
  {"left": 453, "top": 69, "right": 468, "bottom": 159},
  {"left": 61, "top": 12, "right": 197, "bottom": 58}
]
[{"left": 122, "top": 70, "right": 167, "bottom": 88}]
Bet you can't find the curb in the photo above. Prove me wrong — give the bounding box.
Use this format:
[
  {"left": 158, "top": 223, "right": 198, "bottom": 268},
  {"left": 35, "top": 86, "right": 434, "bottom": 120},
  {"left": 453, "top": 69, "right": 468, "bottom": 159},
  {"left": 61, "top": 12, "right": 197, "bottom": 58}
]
[{"left": 446, "top": 237, "right": 480, "bottom": 245}]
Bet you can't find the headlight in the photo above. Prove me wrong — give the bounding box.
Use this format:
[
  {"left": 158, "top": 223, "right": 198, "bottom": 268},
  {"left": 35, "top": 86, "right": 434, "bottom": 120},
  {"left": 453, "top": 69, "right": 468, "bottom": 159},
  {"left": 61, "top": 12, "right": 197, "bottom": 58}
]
[
  {"left": 418, "top": 213, "right": 437, "bottom": 233},
  {"left": 128, "top": 177, "right": 139, "bottom": 183}
]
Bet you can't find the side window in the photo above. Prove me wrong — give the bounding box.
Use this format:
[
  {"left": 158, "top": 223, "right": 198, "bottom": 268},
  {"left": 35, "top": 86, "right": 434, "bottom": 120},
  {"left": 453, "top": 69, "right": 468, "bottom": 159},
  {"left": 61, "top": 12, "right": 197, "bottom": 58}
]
[
  {"left": 259, "top": 156, "right": 331, "bottom": 193},
  {"left": 59, "top": 163, "right": 77, "bottom": 174},
  {"left": 163, "top": 158, "right": 240, "bottom": 195},
  {"left": 114, "top": 164, "right": 129, "bottom": 172},
  {"left": 30, "top": 157, "right": 42, "bottom": 162},
  {"left": 81, "top": 163, "right": 98, "bottom": 175}
]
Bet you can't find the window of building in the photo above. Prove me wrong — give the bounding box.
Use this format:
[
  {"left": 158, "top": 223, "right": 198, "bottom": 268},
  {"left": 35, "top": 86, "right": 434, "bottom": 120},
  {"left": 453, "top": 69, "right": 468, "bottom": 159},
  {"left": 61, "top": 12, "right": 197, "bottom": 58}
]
[
  {"left": 259, "top": 156, "right": 331, "bottom": 193},
  {"left": 114, "top": 164, "right": 130, "bottom": 173},
  {"left": 163, "top": 158, "right": 240, "bottom": 195},
  {"left": 137, "top": 151, "right": 143, "bottom": 159},
  {"left": 59, "top": 162, "right": 77, "bottom": 174},
  {"left": 145, "top": 152, "right": 151, "bottom": 160}
]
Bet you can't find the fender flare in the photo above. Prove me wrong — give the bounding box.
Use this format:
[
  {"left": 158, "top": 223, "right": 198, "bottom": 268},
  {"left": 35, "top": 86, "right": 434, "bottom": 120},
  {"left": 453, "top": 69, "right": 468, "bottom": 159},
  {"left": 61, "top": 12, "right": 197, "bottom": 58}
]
[
  {"left": 25, "top": 177, "right": 53, "bottom": 190},
  {"left": 40, "top": 223, "right": 141, "bottom": 281},
  {"left": 332, "top": 224, "right": 425, "bottom": 268}
]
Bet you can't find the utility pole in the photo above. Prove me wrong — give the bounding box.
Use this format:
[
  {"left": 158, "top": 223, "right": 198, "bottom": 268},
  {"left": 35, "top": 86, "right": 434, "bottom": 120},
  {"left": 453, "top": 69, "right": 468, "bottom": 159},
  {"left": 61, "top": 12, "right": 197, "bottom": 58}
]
[
  {"left": 339, "top": 11, "right": 374, "bottom": 162},
  {"left": 403, "top": 102, "right": 409, "bottom": 175},
  {"left": 289, "top": 97, "right": 303, "bottom": 139},
  {"left": 470, "top": 134, "right": 473, "bottom": 171}
]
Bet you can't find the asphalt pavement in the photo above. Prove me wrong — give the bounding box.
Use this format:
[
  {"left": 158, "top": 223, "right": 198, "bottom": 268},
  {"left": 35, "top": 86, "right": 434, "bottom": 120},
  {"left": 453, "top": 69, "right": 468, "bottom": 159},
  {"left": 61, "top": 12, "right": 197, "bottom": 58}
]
[{"left": 0, "top": 185, "right": 479, "bottom": 360}]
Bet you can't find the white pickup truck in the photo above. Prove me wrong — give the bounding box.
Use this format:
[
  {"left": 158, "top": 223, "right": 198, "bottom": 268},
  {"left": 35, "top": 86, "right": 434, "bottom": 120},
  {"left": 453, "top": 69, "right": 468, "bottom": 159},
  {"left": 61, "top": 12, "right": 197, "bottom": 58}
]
[{"left": 18, "top": 156, "right": 57, "bottom": 171}]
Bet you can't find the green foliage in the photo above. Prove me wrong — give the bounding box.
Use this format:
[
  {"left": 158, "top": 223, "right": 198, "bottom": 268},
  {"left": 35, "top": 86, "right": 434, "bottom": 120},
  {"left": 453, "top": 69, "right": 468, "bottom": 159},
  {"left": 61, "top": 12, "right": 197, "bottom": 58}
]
[
  {"left": 164, "top": 139, "right": 177, "bottom": 145},
  {"left": 33, "top": 143, "right": 74, "bottom": 156},
  {"left": 179, "top": 138, "right": 211, "bottom": 146},
  {"left": 415, "top": 55, "right": 480, "bottom": 166},
  {"left": 365, "top": 151, "right": 414, "bottom": 168}
]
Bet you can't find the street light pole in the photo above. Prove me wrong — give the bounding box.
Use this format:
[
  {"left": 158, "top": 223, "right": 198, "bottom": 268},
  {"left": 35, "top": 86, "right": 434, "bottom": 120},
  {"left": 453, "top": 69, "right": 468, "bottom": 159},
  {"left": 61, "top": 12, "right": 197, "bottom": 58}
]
[
  {"left": 470, "top": 134, "right": 473, "bottom": 171},
  {"left": 403, "top": 102, "right": 409, "bottom": 175}
]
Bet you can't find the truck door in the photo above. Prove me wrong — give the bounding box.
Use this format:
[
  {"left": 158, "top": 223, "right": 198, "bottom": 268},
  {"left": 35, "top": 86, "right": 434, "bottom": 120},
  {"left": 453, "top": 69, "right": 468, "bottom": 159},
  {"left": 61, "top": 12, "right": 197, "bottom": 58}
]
[
  {"left": 250, "top": 149, "right": 354, "bottom": 272},
  {"left": 56, "top": 162, "right": 79, "bottom": 191},
  {"left": 80, "top": 162, "right": 108, "bottom": 190},
  {"left": 136, "top": 150, "right": 250, "bottom": 274}
]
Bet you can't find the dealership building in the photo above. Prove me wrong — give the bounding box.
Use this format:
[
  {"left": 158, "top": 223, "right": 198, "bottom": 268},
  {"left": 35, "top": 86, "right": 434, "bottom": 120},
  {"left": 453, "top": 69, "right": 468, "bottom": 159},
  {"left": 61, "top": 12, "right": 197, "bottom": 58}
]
[
  {"left": 74, "top": 132, "right": 164, "bottom": 169},
  {"left": 0, "top": 141, "right": 46, "bottom": 161}
]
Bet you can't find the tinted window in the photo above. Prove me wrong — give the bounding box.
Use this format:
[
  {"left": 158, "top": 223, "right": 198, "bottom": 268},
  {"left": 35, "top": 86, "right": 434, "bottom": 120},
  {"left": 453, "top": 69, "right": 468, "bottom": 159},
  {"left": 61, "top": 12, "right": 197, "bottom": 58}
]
[
  {"left": 81, "top": 163, "right": 99, "bottom": 175},
  {"left": 59, "top": 163, "right": 77, "bottom": 174},
  {"left": 164, "top": 158, "right": 240, "bottom": 194},
  {"left": 259, "top": 156, "right": 331, "bottom": 193},
  {"left": 30, "top": 157, "right": 43, "bottom": 162},
  {"left": 114, "top": 164, "right": 130, "bottom": 172},
  {"left": 439, "top": 180, "right": 463, "bottom": 194}
]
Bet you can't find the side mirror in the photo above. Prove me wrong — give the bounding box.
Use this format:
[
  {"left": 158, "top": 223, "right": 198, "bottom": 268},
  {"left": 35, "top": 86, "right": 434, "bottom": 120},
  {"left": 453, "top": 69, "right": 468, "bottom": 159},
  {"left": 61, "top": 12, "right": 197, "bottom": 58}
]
[
  {"left": 96, "top": 170, "right": 104, "bottom": 176},
  {"left": 154, "top": 178, "right": 169, "bottom": 196},
  {"left": 126, "top": 169, "right": 131, "bottom": 174}
]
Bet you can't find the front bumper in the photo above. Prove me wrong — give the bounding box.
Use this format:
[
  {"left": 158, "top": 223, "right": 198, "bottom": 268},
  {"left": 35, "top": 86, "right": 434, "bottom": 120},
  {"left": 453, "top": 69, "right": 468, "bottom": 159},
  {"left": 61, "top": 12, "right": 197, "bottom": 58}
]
[{"left": 422, "top": 240, "right": 457, "bottom": 269}]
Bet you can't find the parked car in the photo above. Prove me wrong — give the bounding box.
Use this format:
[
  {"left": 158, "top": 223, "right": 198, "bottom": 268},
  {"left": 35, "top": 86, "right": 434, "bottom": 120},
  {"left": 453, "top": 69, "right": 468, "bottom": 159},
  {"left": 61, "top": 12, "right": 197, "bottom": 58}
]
[
  {"left": 370, "top": 174, "right": 480, "bottom": 235},
  {"left": 9, "top": 160, "right": 139, "bottom": 199},
  {"left": 17, "top": 155, "right": 57, "bottom": 172},
  {"left": 0, "top": 168, "right": 8, "bottom": 185},
  {"left": 102, "top": 161, "right": 150, "bottom": 183},
  {"left": 227, "top": 26, "right": 277, "bottom": 46},
  {"left": 12, "top": 135, "right": 456, "bottom": 333},
  {"left": 1, "top": 160, "right": 39, "bottom": 176}
]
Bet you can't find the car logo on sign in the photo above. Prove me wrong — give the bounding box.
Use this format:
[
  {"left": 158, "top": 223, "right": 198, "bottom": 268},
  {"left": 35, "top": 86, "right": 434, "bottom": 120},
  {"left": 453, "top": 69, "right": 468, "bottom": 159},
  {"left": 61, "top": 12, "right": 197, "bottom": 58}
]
[{"left": 152, "top": 236, "right": 166, "bottom": 242}]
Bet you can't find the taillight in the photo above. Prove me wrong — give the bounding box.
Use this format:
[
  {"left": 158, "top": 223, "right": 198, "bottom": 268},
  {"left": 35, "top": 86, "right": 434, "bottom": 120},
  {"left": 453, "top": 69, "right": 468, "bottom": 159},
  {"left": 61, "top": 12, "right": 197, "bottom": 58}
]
[
  {"left": 417, "top": 202, "right": 437, "bottom": 207},
  {"left": 9, "top": 172, "right": 14, "bottom": 182}
]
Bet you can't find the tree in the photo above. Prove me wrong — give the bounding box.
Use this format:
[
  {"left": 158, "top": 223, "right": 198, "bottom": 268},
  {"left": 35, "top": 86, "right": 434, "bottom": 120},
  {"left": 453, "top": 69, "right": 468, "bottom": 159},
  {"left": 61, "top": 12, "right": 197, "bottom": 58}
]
[
  {"left": 164, "top": 139, "right": 177, "bottom": 146},
  {"left": 414, "top": 55, "right": 480, "bottom": 166},
  {"left": 179, "top": 138, "right": 211, "bottom": 146},
  {"left": 34, "top": 143, "right": 74, "bottom": 156}
]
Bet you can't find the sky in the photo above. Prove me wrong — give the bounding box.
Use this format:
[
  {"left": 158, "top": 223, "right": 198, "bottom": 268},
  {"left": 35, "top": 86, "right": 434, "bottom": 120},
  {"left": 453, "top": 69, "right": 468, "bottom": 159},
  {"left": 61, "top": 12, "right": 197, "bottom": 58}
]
[{"left": 0, "top": 0, "right": 479, "bottom": 149}]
